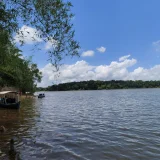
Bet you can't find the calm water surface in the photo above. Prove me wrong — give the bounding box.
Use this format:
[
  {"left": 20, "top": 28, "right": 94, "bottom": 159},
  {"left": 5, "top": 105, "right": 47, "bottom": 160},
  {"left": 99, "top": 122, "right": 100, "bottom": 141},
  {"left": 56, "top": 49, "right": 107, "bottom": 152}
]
[{"left": 0, "top": 89, "right": 160, "bottom": 160}]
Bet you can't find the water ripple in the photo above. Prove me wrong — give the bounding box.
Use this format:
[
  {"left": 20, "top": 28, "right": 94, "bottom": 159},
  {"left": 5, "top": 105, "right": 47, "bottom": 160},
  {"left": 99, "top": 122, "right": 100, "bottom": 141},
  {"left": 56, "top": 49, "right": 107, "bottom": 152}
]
[{"left": 1, "top": 89, "right": 160, "bottom": 159}]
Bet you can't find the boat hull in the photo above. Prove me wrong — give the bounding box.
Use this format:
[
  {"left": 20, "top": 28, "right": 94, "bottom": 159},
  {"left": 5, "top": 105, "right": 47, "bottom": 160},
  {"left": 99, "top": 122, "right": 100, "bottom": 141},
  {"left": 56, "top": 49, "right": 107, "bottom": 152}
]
[
  {"left": 0, "top": 101, "right": 20, "bottom": 109},
  {"left": 38, "top": 95, "right": 45, "bottom": 98}
]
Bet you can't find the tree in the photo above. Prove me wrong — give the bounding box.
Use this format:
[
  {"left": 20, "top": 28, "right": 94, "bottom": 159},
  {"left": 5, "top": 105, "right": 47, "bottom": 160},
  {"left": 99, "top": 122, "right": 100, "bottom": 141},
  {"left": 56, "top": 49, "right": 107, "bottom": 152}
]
[
  {"left": 0, "top": 0, "right": 80, "bottom": 92},
  {"left": 0, "top": 25, "right": 42, "bottom": 92},
  {"left": 2, "top": 0, "right": 80, "bottom": 68}
]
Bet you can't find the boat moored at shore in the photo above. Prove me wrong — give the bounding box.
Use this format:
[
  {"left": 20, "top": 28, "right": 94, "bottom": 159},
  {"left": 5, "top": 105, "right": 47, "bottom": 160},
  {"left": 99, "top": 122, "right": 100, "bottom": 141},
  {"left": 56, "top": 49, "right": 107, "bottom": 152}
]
[{"left": 0, "top": 91, "right": 20, "bottom": 109}]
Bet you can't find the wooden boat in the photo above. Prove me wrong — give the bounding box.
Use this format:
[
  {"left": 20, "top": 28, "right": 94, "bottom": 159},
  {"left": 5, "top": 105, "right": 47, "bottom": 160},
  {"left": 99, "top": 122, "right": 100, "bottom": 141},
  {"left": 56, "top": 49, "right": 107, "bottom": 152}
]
[
  {"left": 38, "top": 93, "right": 45, "bottom": 98},
  {"left": 0, "top": 91, "right": 20, "bottom": 109}
]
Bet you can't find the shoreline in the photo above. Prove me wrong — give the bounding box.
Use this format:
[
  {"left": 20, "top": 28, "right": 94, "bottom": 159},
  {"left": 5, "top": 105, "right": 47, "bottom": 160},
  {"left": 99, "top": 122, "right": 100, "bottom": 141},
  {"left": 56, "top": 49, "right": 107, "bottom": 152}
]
[{"left": 20, "top": 95, "right": 35, "bottom": 100}]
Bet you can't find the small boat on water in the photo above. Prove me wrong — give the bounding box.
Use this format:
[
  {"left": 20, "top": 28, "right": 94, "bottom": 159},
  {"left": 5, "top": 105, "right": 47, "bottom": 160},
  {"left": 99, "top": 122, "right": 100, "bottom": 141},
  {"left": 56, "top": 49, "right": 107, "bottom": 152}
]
[
  {"left": 0, "top": 91, "right": 20, "bottom": 109},
  {"left": 38, "top": 93, "right": 45, "bottom": 98}
]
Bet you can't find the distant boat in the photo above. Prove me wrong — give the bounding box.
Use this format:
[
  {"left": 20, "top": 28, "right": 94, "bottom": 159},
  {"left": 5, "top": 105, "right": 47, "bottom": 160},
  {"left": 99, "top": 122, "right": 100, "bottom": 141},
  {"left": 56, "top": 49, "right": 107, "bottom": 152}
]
[
  {"left": 38, "top": 93, "right": 45, "bottom": 98},
  {"left": 0, "top": 91, "right": 20, "bottom": 109}
]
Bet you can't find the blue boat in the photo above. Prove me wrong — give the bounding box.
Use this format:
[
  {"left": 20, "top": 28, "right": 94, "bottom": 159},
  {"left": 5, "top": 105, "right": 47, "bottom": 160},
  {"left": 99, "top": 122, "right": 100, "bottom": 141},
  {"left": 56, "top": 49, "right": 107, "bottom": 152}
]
[{"left": 0, "top": 91, "right": 20, "bottom": 109}]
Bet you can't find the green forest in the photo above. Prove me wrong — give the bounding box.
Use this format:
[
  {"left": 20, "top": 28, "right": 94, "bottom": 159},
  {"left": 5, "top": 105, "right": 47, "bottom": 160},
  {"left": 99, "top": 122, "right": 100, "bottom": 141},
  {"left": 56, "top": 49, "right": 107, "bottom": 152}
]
[{"left": 37, "top": 80, "right": 160, "bottom": 91}]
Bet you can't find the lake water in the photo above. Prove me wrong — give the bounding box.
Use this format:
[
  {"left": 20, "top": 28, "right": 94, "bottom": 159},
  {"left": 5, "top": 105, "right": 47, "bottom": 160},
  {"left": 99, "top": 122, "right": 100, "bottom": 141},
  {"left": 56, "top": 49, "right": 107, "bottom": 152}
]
[{"left": 0, "top": 89, "right": 160, "bottom": 160}]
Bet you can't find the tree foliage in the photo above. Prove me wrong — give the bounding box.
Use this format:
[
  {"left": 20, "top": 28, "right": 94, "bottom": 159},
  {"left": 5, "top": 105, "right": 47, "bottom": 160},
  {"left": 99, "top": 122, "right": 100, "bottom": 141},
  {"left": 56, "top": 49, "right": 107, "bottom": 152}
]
[
  {"left": 3, "top": 0, "right": 80, "bottom": 66},
  {"left": 0, "top": 24, "right": 42, "bottom": 93}
]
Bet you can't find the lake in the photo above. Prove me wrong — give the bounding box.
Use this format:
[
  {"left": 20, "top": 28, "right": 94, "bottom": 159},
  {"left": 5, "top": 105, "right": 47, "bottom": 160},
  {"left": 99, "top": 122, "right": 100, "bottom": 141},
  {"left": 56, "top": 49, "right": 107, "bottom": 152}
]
[{"left": 0, "top": 89, "right": 160, "bottom": 160}]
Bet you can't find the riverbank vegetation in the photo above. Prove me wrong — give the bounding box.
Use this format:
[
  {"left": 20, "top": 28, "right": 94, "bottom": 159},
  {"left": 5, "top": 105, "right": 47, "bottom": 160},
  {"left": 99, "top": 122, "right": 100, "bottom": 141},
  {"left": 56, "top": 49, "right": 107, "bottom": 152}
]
[
  {"left": 0, "top": 12, "right": 42, "bottom": 93},
  {"left": 0, "top": 0, "right": 80, "bottom": 93},
  {"left": 37, "top": 80, "right": 160, "bottom": 91}
]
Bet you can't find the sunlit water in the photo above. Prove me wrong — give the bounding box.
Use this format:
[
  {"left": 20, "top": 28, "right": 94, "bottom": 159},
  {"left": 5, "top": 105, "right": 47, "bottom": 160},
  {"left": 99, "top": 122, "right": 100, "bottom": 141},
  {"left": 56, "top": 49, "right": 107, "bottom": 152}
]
[{"left": 0, "top": 89, "right": 160, "bottom": 160}]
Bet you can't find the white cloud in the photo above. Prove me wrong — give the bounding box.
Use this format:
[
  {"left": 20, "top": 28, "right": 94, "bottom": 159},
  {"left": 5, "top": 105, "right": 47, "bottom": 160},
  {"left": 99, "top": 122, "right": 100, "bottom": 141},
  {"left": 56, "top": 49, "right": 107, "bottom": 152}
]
[
  {"left": 39, "top": 61, "right": 95, "bottom": 87},
  {"left": 119, "top": 54, "right": 131, "bottom": 61},
  {"left": 14, "top": 25, "right": 59, "bottom": 51},
  {"left": 152, "top": 40, "right": 160, "bottom": 52},
  {"left": 82, "top": 50, "right": 94, "bottom": 57},
  {"left": 14, "top": 25, "right": 42, "bottom": 44},
  {"left": 97, "top": 46, "right": 106, "bottom": 53},
  {"left": 126, "top": 65, "right": 160, "bottom": 80},
  {"left": 38, "top": 55, "right": 160, "bottom": 87},
  {"left": 38, "top": 54, "right": 160, "bottom": 87}
]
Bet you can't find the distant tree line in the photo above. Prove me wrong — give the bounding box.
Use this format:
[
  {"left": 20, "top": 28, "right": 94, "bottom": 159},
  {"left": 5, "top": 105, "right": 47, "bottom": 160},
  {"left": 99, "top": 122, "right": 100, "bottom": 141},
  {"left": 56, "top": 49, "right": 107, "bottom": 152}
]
[{"left": 37, "top": 80, "right": 160, "bottom": 91}]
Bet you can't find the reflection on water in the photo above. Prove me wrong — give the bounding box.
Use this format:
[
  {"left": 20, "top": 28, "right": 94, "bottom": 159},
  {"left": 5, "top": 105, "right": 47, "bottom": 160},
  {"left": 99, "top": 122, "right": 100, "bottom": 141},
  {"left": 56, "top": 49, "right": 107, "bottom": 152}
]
[
  {"left": 0, "top": 89, "right": 160, "bottom": 160},
  {"left": 0, "top": 98, "right": 39, "bottom": 159}
]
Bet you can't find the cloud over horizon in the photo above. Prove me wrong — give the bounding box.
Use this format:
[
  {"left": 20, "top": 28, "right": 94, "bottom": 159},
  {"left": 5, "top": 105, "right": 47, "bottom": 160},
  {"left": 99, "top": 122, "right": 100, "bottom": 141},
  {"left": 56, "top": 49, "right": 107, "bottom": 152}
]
[{"left": 38, "top": 55, "right": 160, "bottom": 87}]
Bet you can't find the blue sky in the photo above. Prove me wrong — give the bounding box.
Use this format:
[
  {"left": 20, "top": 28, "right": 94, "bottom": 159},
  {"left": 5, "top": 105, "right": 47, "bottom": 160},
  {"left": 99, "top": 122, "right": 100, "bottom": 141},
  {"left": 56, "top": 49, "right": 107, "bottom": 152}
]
[
  {"left": 71, "top": 0, "right": 160, "bottom": 66},
  {"left": 15, "top": 0, "right": 160, "bottom": 86}
]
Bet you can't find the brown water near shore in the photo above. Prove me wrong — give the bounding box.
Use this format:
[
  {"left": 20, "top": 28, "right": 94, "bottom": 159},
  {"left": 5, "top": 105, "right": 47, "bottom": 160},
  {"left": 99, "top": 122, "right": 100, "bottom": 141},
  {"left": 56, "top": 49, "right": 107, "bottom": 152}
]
[{"left": 0, "top": 97, "right": 38, "bottom": 159}]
